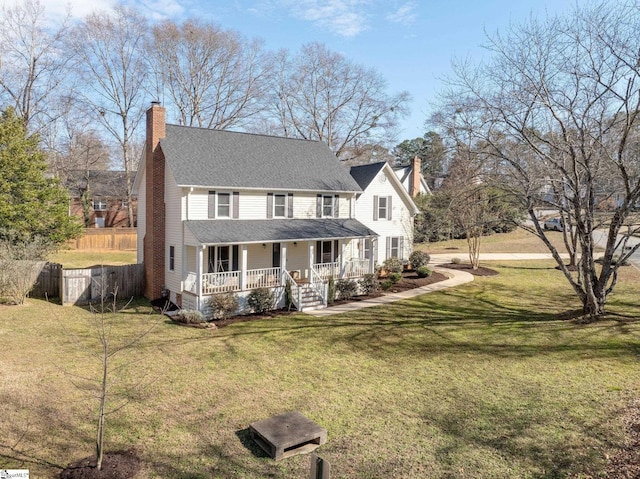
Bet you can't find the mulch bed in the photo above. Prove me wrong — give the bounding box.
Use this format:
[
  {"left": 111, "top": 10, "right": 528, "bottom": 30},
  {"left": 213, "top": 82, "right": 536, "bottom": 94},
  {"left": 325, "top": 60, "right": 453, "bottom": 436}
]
[
  {"left": 437, "top": 263, "right": 499, "bottom": 276},
  {"left": 60, "top": 449, "right": 141, "bottom": 479},
  {"left": 604, "top": 398, "right": 640, "bottom": 479}
]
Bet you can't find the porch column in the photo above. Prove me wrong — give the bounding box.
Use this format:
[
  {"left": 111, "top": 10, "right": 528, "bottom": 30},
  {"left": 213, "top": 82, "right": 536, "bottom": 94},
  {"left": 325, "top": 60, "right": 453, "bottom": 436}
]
[
  {"left": 280, "top": 243, "right": 287, "bottom": 282},
  {"left": 240, "top": 244, "right": 248, "bottom": 290},
  {"left": 196, "top": 245, "right": 204, "bottom": 310},
  {"left": 370, "top": 237, "right": 377, "bottom": 273},
  {"left": 308, "top": 242, "right": 315, "bottom": 278},
  {"left": 340, "top": 240, "right": 346, "bottom": 278}
]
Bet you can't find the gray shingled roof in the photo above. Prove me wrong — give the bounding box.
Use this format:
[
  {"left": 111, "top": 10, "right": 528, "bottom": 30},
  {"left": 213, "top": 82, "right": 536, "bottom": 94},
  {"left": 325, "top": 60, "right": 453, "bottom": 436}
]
[
  {"left": 66, "top": 170, "right": 134, "bottom": 198},
  {"left": 186, "top": 218, "right": 377, "bottom": 245},
  {"left": 160, "top": 125, "right": 362, "bottom": 192},
  {"left": 349, "top": 162, "right": 386, "bottom": 190}
]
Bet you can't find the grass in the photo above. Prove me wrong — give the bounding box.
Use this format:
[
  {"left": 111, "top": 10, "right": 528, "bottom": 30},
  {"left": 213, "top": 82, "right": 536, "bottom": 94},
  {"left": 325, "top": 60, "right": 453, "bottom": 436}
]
[
  {"left": 48, "top": 249, "right": 137, "bottom": 269},
  {"left": 1, "top": 261, "right": 639, "bottom": 478},
  {"left": 420, "top": 227, "right": 574, "bottom": 255}
]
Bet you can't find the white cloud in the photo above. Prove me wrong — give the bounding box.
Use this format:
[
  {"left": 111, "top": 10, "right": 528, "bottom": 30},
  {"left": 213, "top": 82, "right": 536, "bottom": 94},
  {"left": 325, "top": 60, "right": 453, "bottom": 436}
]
[
  {"left": 386, "top": 1, "right": 417, "bottom": 25},
  {"left": 281, "top": 0, "right": 372, "bottom": 37},
  {"left": 41, "top": 0, "right": 116, "bottom": 21}
]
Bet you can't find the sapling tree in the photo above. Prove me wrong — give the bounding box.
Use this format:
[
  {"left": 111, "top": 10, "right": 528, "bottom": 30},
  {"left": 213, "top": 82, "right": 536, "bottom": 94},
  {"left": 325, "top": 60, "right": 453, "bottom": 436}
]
[{"left": 61, "top": 271, "right": 159, "bottom": 471}]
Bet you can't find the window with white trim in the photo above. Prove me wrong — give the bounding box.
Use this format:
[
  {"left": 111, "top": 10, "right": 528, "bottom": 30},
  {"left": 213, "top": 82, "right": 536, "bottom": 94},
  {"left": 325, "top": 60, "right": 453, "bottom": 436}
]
[
  {"left": 93, "top": 199, "right": 107, "bottom": 211},
  {"left": 169, "top": 245, "right": 175, "bottom": 271},
  {"left": 322, "top": 195, "right": 334, "bottom": 217},
  {"left": 274, "top": 194, "right": 286, "bottom": 217},
  {"left": 389, "top": 237, "right": 402, "bottom": 258},
  {"left": 378, "top": 196, "right": 388, "bottom": 219},
  {"left": 217, "top": 193, "right": 231, "bottom": 218}
]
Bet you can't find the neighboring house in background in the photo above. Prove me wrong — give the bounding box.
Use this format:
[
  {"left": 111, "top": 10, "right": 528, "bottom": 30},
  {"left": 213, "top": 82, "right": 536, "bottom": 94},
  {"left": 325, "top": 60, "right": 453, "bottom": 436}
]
[
  {"left": 349, "top": 162, "right": 419, "bottom": 266},
  {"left": 133, "top": 103, "right": 380, "bottom": 313},
  {"left": 393, "top": 156, "right": 431, "bottom": 197},
  {"left": 66, "top": 170, "right": 137, "bottom": 228}
]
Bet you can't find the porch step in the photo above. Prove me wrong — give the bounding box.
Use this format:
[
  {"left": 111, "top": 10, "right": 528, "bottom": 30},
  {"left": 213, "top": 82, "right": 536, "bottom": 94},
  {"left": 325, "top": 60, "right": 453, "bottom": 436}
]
[{"left": 297, "top": 284, "right": 325, "bottom": 312}]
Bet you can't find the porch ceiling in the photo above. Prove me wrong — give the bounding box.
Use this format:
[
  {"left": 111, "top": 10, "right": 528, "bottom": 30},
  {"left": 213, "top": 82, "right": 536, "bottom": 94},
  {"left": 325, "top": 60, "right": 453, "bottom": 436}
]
[{"left": 185, "top": 218, "right": 377, "bottom": 245}]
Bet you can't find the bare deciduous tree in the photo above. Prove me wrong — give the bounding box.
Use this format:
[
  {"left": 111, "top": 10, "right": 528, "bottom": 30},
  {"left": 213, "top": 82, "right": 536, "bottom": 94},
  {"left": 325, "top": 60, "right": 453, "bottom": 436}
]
[
  {"left": 0, "top": 0, "right": 72, "bottom": 131},
  {"left": 265, "top": 43, "right": 410, "bottom": 159},
  {"left": 70, "top": 5, "right": 149, "bottom": 227},
  {"left": 149, "top": 19, "right": 269, "bottom": 130},
  {"left": 436, "top": 1, "right": 640, "bottom": 319}
]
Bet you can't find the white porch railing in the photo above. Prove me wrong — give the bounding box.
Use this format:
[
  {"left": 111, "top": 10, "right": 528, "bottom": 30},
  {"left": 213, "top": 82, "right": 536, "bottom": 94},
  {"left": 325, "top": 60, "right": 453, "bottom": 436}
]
[
  {"left": 202, "top": 271, "right": 240, "bottom": 294},
  {"left": 312, "top": 262, "right": 340, "bottom": 280},
  {"left": 309, "top": 267, "right": 327, "bottom": 306},
  {"left": 186, "top": 267, "right": 282, "bottom": 295},
  {"left": 312, "top": 260, "right": 371, "bottom": 280},
  {"left": 344, "top": 259, "right": 371, "bottom": 278},
  {"left": 281, "top": 269, "right": 301, "bottom": 311},
  {"left": 246, "top": 267, "right": 281, "bottom": 290}
]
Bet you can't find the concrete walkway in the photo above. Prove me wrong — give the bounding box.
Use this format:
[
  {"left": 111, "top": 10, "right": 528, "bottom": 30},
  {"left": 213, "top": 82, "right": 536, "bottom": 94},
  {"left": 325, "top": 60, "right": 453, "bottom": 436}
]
[{"left": 305, "top": 252, "right": 570, "bottom": 317}]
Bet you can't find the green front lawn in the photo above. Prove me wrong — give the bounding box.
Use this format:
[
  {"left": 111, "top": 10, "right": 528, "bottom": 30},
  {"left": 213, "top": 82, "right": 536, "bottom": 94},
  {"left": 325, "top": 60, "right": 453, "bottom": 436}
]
[{"left": 1, "top": 261, "right": 639, "bottom": 478}]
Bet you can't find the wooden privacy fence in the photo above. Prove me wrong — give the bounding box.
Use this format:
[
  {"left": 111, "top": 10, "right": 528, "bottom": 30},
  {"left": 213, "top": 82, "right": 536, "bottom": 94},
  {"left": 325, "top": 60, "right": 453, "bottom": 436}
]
[
  {"left": 67, "top": 228, "right": 137, "bottom": 251},
  {"left": 32, "top": 263, "right": 144, "bottom": 305}
]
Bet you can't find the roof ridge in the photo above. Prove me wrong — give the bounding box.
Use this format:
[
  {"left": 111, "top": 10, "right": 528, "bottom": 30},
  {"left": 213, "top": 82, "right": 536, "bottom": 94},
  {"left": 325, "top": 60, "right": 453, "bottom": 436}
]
[{"left": 166, "top": 123, "right": 325, "bottom": 145}]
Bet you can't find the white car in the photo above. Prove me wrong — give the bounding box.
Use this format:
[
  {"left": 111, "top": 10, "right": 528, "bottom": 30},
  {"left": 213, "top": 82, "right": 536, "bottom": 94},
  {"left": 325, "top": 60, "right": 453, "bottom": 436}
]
[{"left": 543, "top": 217, "right": 564, "bottom": 231}]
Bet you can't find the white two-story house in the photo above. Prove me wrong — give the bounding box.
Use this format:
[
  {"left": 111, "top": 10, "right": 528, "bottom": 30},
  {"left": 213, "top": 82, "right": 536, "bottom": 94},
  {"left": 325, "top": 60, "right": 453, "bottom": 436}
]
[
  {"left": 349, "top": 162, "right": 419, "bottom": 266},
  {"left": 134, "top": 103, "right": 382, "bottom": 313}
]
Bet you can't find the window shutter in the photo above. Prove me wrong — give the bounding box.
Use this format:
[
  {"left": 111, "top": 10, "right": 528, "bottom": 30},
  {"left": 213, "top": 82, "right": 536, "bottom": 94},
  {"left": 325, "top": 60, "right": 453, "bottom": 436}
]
[
  {"left": 232, "top": 192, "right": 239, "bottom": 219},
  {"left": 334, "top": 195, "right": 339, "bottom": 218},
  {"left": 208, "top": 191, "right": 216, "bottom": 219},
  {"left": 267, "top": 193, "right": 273, "bottom": 218},
  {"left": 287, "top": 193, "right": 294, "bottom": 218},
  {"left": 388, "top": 196, "right": 393, "bottom": 220},
  {"left": 315, "top": 241, "right": 321, "bottom": 264},
  {"left": 399, "top": 238, "right": 404, "bottom": 260},
  {"left": 386, "top": 237, "right": 391, "bottom": 259},
  {"left": 333, "top": 240, "right": 339, "bottom": 262},
  {"left": 316, "top": 194, "right": 322, "bottom": 218},
  {"left": 373, "top": 195, "right": 379, "bottom": 221}
]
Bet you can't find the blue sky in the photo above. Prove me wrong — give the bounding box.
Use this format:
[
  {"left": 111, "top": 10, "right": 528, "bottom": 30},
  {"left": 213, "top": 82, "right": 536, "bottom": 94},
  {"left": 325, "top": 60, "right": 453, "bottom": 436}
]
[{"left": 47, "top": 0, "right": 583, "bottom": 141}]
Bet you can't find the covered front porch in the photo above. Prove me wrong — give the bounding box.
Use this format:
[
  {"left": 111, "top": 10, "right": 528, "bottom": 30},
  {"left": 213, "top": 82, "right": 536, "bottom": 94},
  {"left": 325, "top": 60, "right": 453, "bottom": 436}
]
[{"left": 181, "top": 219, "right": 378, "bottom": 312}]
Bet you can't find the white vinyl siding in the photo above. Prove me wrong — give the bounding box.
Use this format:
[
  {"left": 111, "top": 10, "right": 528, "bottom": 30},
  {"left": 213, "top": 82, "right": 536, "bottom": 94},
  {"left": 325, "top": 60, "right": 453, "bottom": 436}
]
[
  {"left": 184, "top": 190, "right": 349, "bottom": 220},
  {"left": 353, "top": 166, "right": 414, "bottom": 262},
  {"left": 164, "top": 168, "right": 184, "bottom": 294}
]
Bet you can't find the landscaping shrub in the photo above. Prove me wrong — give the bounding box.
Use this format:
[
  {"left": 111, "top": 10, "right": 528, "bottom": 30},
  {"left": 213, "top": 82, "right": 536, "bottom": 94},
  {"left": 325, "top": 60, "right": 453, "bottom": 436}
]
[
  {"left": 328, "top": 276, "right": 336, "bottom": 303},
  {"left": 208, "top": 292, "right": 239, "bottom": 320},
  {"left": 451, "top": 257, "right": 462, "bottom": 265},
  {"left": 416, "top": 266, "right": 432, "bottom": 278},
  {"left": 335, "top": 279, "right": 358, "bottom": 300},
  {"left": 247, "top": 287, "right": 275, "bottom": 314},
  {"left": 174, "top": 309, "right": 204, "bottom": 324},
  {"left": 389, "top": 272, "right": 402, "bottom": 284},
  {"left": 358, "top": 274, "right": 379, "bottom": 295},
  {"left": 381, "top": 280, "right": 393, "bottom": 291},
  {"left": 409, "top": 250, "right": 430, "bottom": 269},
  {"left": 382, "top": 257, "right": 403, "bottom": 274}
]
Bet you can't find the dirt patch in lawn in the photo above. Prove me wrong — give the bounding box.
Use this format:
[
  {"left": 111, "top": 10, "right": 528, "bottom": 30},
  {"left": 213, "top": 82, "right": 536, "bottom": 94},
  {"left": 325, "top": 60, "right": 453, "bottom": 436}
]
[
  {"left": 60, "top": 449, "right": 141, "bottom": 479},
  {"left": 437, "top": 263, "right": 499, "bottom": 276}
]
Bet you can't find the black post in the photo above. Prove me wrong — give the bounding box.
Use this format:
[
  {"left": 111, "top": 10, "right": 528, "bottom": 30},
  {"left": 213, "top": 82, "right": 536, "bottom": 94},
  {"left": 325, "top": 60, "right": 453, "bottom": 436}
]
[{"left": 310, "top": 453, "right": 330, "bottom": 479}]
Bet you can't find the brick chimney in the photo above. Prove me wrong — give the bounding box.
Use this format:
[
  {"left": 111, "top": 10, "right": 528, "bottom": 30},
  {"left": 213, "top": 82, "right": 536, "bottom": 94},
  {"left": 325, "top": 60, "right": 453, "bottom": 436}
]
[
  {"left": 410, "top": 156, "right": 421, "bottom": 197},
  {"left": 143, "top": 102, "right": 166, "bottom": 299}
]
